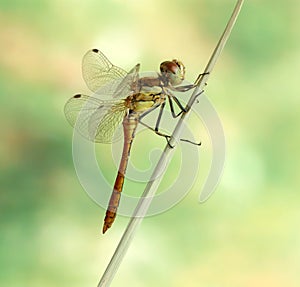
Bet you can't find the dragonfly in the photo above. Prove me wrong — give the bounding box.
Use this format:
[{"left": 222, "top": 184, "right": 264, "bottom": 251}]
[{"left": 64, "top": 49, "right": 199, "bottom": 233}]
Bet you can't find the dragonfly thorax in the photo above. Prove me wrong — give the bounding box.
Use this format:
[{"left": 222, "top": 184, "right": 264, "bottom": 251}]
[
  {"left": 126, "top": 89, "right": 163, "bottom": 113},
  {"left": 160, "top": 59, "right": 185, "bottom": 86}
]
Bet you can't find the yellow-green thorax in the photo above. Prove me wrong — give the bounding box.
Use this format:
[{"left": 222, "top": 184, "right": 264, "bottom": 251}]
[{"left": 125, "top": 86, "right": 164, "bottom": 113}]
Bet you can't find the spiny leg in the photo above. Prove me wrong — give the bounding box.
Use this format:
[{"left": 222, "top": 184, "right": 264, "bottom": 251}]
[
  {"left": 167, "top": 92, "right": 187, "bottom": 118},
  {"left": 138, "top": 90, "right": 204, "bottom": 146},
  {"left": 139, "top": 117, "right": 202, "bottom": 147},
  {"left": 167, "top": 89, "right": 205, "bottom": 145},
  {"left": 194, "top": 71, "right": 210, "bottom": 86},
  {"left": 138, "top": 95, "right": 186, "bottom": 141},
  {"left": 138, "top": 101, "right": 171, "bottom": 143},
  {"left": 155, "top": 101, "right": 166, "bottom": 132},
  {"left": 138, "top": 102, "right": 161, "bottom": 120},
  {"left": 171, "top": 72, "right": 210, "bottom": 93},
  {"left": 138, "top": 119, "right": 171, "bottom": 141}
]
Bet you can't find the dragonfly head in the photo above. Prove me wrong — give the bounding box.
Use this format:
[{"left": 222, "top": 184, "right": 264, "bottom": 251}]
[{"left": 160, "top": 59, "right": 185, "bottom": 86}]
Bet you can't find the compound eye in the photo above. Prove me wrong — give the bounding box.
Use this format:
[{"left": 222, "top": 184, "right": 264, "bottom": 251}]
[
  {"left": 172, "top": 59, "right": 184, "bottom": 72},
  {"left": 160, "top": 59, "right": 185, "bottom": 86},
  {"left": 160, "top": 61, "right": 178, "bottom": 74}
]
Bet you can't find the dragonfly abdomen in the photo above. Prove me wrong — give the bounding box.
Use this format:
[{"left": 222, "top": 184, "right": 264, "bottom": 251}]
[{"left": 102, "top": 115, "right": 138, "bottom": 233}]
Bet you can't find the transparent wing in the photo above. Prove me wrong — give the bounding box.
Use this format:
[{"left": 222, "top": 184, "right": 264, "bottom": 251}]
[
  {"left": 82, "top": 49, "right": 140, "bottom": 98},
  {"left": 113, "top": 63, "right": 140, "bottom": 98},
  {"left": 64, "top": 94, "right": 127, "bottom": 143}
]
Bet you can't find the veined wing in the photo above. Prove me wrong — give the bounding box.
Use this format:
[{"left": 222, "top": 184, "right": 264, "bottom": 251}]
[
  {"left": 113, "top": 63, "right": 140, "bottom": 98},
  {"left": 64, "top": 94, "right": 127, "bottom": 143},
  {"left": 82, "top": 49, "right": 140, "bottom": 98}
]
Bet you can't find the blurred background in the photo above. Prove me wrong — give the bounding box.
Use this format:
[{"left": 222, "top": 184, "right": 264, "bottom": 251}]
[{"left": 1, "top": 0, "right": 299, "bottom": 286}]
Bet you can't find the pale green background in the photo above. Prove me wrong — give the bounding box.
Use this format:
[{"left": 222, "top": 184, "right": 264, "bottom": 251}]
[{"left": 1, "top": 0, "right": 299, "bottom": 286}]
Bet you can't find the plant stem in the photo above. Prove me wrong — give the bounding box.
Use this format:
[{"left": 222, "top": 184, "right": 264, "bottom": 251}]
[{"left": 97, "top": 1, "right": 244, "bottom": 286}]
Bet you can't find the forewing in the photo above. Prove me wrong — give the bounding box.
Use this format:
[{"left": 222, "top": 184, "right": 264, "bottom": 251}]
[
  {"left": 82, "top": 49, "right": 128, "bottom": 94},
  {"left": 113, "top": 63, "right": 140, "bottom": 98},
  {"left": 64, "top": 94, "right": 127, "bottom": 143}
]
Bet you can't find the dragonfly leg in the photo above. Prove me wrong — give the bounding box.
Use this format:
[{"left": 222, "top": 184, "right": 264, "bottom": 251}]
[
  {"left": 167, "top": 136, "right": 201, "bottom": 148},
  {"left": 139, "top": 119, "right": 201, "bottom": 147},
  {"left": 167, "top": 91, "right": 187, "bottom": 118},
  {"left": 139, "top": 90, "right": 204, "bottom": 146},
  {"left": 167, "top": 93, "right": 186, "bottom": 118},
  {"left": 139, "top": 102, "right": 161, "bottom": 120},
  {"left": 167, "top": 86, "right": 205, "bottom": 118},
  {"left": 139, "top": 119, "right": 171, "bottom": 141},
  {"left": 139, "top": 101, "right": 171, "bottom": 142},
  {"left": 155, "top": 101, "right": 166, "bottom": 132},
  {"left": 194, "top": 72, "right": 210, "bottom": 86},
  {"left": 168, "top": 89, "right": 204, "bottom": 117},
  {"left": 139, "top": 119, "right": 175, "bottom": 148},
  {"left": 167, "top": 89, "right": 205, "bottom": 145},
  {"left": 139, "top": 100, "right": 172, "bottom": 139},
  {"left": 172, "top": 84, "right": 195, "bottom": 92},
  {"left": 180, "top": 138, "right": 201, "bottom": 146},
  {"left": 171, "top": 72, "right": 209, "bottom": 93},
  {"left": 168, "top": 138, "right": 201, "bottom": 148}
]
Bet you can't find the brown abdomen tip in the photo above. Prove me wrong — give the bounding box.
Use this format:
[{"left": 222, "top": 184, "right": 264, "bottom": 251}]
[{"left": 102, "top": 224, "right": 109, "bottom": 234}]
